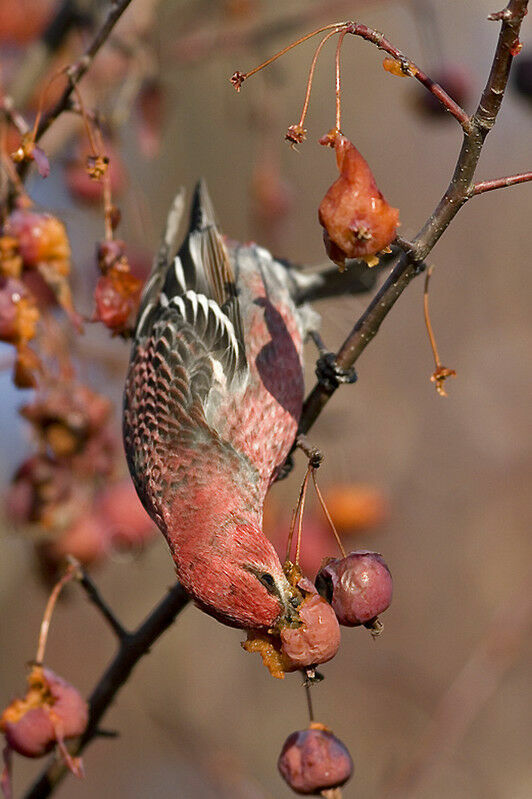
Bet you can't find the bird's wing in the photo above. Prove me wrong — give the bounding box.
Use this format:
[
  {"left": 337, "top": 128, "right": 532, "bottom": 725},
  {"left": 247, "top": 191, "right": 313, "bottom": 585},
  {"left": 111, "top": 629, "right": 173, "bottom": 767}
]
[{"left": 123, "top": 182, "right": 249, "bottom": 528}]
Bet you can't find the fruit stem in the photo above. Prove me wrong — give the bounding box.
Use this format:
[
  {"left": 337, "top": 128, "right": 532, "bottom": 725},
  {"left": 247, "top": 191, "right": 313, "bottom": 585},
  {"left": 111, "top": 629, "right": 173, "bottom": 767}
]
[
  {"left": 35, "top": 563, "right": 77, "bottom": 666},
  {"left": 296, "top": 30, "right": 340, "bottom": 132},
  {"left": 334, "top": 29, "right": 349, "bottom": 132},
  {"left": 311, "top": 471, "right": 346, "bottom": 558},
  {"left": 237, "top": 23, "right": 348, "bottom": 85},
  {"left": 305, "top": 680, "right": 315, "bottom": 723}
]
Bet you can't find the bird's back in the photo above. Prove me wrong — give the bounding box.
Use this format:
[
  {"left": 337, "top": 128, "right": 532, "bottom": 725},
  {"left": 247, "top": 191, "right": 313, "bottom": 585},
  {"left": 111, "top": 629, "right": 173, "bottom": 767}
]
[{"left": 123, "top": 183, "right": 314, "bottom": 536}]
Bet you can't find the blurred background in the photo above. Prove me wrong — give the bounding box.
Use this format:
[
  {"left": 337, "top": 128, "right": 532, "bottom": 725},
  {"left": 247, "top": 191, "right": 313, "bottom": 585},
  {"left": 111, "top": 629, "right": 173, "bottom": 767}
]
[{"left": 0, "top": 0, "right": 531, "bottom": 797}]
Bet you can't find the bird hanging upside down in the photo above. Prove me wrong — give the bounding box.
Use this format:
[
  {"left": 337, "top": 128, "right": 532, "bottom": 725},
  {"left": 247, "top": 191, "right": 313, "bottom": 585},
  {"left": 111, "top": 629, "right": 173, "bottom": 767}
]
[{"left": 123, "top": 182, "right": 372, "bottom": 632}]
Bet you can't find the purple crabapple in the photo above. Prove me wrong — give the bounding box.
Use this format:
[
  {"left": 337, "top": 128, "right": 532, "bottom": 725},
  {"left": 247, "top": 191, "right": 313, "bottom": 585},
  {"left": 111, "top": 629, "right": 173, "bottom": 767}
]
[
  {"left": 278, "top": 725, "right": 353, "bottom": 795},
  {"left": 315, "top": 550, "right": 392, "bottom": 629}
]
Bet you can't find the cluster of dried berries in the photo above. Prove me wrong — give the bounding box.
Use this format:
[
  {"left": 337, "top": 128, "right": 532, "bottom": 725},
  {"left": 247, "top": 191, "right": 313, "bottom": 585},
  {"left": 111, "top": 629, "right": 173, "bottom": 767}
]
[
  {"left": 4, "top": 209, "right": 79, "bottom": 327},
  {"left": 93, "top": 239, "right": 143, "bottom": 336},
  {"left": 5, "top": 377, "right": 154, "bottom": 578}
]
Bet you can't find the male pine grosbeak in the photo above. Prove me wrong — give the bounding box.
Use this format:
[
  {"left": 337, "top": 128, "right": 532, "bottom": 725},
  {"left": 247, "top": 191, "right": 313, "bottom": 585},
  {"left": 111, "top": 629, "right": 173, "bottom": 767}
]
[{"left": 124, "top": 181, "right": 364, "bottom": 630}]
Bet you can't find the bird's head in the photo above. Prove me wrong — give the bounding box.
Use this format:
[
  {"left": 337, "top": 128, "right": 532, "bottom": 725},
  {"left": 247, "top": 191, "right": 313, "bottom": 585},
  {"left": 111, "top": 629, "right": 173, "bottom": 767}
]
[{"left": 175, "top": 519, "right": 301, "bottom": 630}]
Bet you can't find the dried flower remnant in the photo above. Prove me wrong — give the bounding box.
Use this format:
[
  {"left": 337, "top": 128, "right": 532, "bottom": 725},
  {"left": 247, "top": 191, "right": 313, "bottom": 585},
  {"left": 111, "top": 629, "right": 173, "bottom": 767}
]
[
  {"left": 285, "top": 124, "right": 307, "bottom": 146},
  {"left": 11, "top": 134, "right": 50, "bottom": 178},
  {"left": 230, "top": 70, "right": 246, "bottom": 91},
  {"left": 278, "top": 725, "right": 353, "bottom": 795},
  {"left": 318, "top": 132, "right": 400, "bottom": 270}
]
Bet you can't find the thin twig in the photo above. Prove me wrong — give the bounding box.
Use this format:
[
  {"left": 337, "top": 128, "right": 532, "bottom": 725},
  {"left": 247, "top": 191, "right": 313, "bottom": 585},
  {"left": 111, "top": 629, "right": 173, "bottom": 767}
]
[
  {"left": 298, "top": 0, "right": 529, "bottom": 436},
  {"left": 24, "top": 581, "right": 190, "bottom": 799},
  {"left": 72, "top": 561, "right": 129, "bottom": 641},
  {"left": 470, "top": 170, "right": 532, "bottom": 196},
  {"left": 35, "top": 565, "right": 77, "bottom": 666}
]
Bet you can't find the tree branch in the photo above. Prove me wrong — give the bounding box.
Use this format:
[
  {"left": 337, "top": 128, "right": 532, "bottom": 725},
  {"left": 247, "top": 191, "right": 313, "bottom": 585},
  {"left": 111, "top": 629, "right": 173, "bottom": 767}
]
[
  {"left": 24, "top": 581, "right": 190, "bottom": 799},
  {"left": 298, "top": 0, "right": 529, "bottom": 436},
  {"left": 16, "top": 0, "right": 134, "bottom": 182},
  {"left": 470, "top": 170, "right": 532, "bottom": 196}
]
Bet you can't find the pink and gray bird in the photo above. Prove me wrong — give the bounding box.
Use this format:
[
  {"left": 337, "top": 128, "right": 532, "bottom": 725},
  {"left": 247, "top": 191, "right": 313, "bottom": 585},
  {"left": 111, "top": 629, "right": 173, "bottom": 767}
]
[
  {"left": 123, "top": 182, "right": 374, "bottom": 629},
  {"left": 123, "top": 182, "right": 319, "bottom": 629}
]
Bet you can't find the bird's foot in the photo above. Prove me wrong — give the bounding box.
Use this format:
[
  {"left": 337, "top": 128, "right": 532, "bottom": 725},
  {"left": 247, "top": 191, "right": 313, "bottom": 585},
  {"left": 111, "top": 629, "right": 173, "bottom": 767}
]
[{"left": 310, "top": 331, "right": 357, "bottom": 392}]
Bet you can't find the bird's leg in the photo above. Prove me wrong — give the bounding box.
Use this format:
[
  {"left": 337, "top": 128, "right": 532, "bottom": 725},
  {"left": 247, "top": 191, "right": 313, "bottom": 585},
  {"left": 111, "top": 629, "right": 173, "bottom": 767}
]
[{"left": 309, "top": 330, "right": 358, "bottom": 392}]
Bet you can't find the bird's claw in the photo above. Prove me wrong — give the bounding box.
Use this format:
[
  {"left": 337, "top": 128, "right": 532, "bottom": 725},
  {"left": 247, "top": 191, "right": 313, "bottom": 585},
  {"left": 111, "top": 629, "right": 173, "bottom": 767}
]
[{"left": 315, "top": 351, "right": 358, "bottom": 392}]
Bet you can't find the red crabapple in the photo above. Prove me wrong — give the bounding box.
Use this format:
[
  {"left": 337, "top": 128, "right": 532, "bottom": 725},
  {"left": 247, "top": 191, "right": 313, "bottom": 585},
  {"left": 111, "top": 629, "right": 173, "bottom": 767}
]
[
  {"left": 278, "top": 726, "right": 353, "bottom": 795},
  {"left": 315, "top": 550, "right": 392, "bottom": 628}
]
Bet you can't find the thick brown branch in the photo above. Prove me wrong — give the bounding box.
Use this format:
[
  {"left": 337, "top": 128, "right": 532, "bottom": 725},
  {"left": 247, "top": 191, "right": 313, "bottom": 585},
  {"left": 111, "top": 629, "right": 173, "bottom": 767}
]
[
  {"left": 298, "top": 0, "right": 529, "bottom": 436},
  {"left": 24, "top": 581, "right": 190, "bottom": 799}
]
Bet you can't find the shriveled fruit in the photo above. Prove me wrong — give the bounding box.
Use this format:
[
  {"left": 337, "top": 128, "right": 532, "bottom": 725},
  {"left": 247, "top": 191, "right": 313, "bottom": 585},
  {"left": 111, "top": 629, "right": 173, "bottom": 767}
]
[
  {"left": 278, "top": 726, "right": 353, "bottom": 795},
  {"left": 7, "top": 210, "right": 70, "bottom": 273},
  {"left": 1, "top": 666, "right": 88, "bottom": 759},
  {"left": 319, "top": 131, "right": 399, "bottom": 269},
  {"left": 280, "top": 592, "right": 340, "bottom": 670},
  {"left": 316, "top": 550, "right": 392, "bottom": 627},
  {"left": 243, "top": 578, "right": 340, "bottom": 677}
]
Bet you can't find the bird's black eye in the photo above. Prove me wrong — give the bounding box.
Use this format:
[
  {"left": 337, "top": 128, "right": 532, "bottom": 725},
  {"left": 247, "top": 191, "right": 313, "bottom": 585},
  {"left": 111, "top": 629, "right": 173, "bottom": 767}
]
[{"left": 258, "top": 572, "right": 276, "bottom": 592}]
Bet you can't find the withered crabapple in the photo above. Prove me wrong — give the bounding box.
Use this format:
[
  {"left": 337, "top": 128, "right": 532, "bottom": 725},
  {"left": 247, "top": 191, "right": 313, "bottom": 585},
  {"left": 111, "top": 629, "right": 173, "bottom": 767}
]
[
  {"left": 1, "top": 665, "right": 88, "bottom": 770},
  {"left": 5, "top": 209, "right": 81, "bottom": 329},
  {"left": 243, "top": 576, "right": 340, "bottom": 679},
  {"left": 318, "top": 130, "right": 400, "bottom": 269},
  {"left": 315, "top": 550, "right": 392, "bottom": 633},
  {"left": 278, "top": 724, "right": 353, "bottom": 795}
]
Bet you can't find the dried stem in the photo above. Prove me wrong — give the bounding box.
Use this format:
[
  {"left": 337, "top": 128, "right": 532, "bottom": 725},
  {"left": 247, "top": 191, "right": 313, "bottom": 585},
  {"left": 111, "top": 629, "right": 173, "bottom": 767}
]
[
  {"left": 298, "top": 0, "right": 529, "bottom": 435},
  {"left": 311, "top": 471, "right": 346, "bottom": 558},
  {"left": 232, "top": 23, "right": 347, "bottom": 89},
  {"left": 423, "top": 267, "right": 439, "bottom": 368},
  {"left": 297, "top": 30, "right": 340, "bottom": 132},
  {"left": 334, "top": 29, "right": 349, "bottom": 131},
  {"left": 24, "top": 581, "right": 190, "bottom": 799},
  {"left": 35, "top": 564, "right": 77, "bottom": 666}
]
